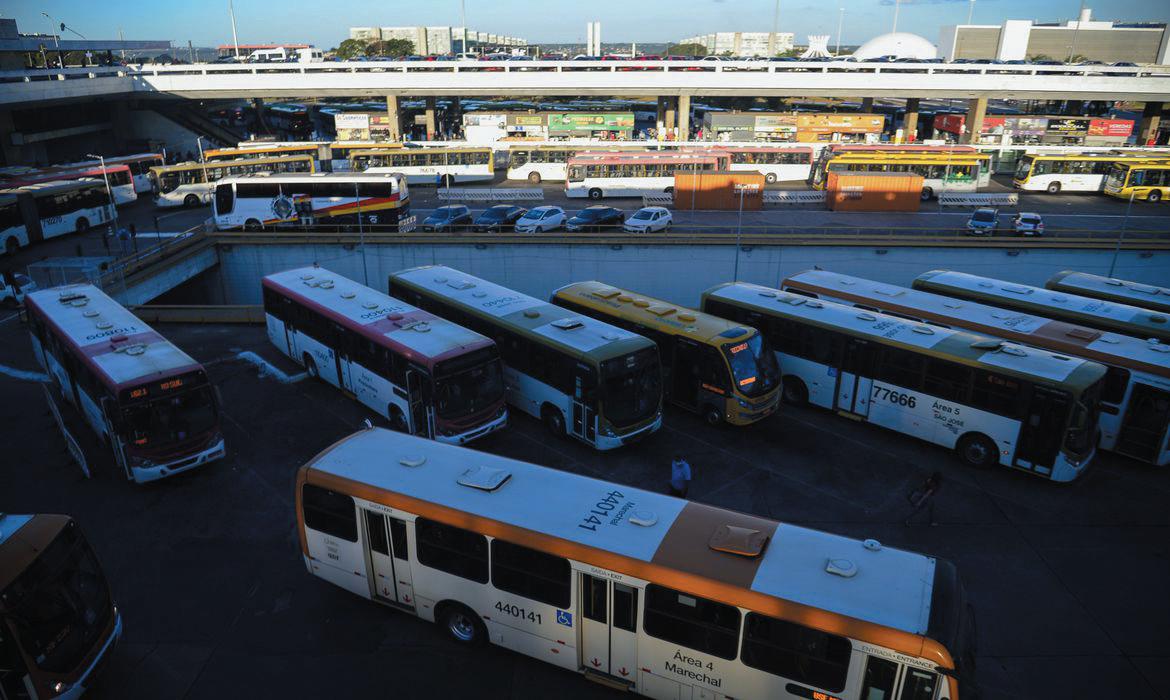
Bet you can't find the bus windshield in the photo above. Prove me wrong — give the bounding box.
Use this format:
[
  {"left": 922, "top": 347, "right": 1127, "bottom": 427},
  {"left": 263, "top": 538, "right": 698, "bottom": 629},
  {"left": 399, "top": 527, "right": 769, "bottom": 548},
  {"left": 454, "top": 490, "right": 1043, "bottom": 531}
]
[
  {"left": 1013, "top": 157, "right": 1034, "bottom": 180},
  {"left": 122, "top": 385, "right": 218, "bottom": 447},
  {"left": 3, "top": 524, "right": 112, "bottom": 674},
  {"left": 723, "top": 333, "right": 779, "bottom": 398},
  {"left": 434, "top": 353, "right": 504, "bottom": 420},
  {"left": 1104, "top": 166, "right": 1127, "bottom": 191},
  {"left": 600, "top": 347, "right": 661, "bottom": 428}
]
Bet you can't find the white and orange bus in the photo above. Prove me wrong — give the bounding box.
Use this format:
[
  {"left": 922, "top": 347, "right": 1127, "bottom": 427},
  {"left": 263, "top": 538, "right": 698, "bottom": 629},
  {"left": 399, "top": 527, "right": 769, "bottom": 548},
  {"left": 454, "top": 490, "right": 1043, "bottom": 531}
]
[
  {"left": 262, "top": 266, "right": 508, "bottom": 444},
  {"left": 59, "top": 153, "right": 164, "bottom": 194},
  {"left": 566, "top": 152, "right": 729, "bottom": 199},
  {"left": 297, "top": 427, "right": 976, "bottom": 700},
  {"left": 25, "top": 284, "right": 226, "bottom": 483},
  {"left": 3, "top": 164, "right": 136, "bottom": 205},
  {"left": 1, "top": 513, "right": 121, "bottom": 700},
  {"left": 717, "top": 145, "right": 814, "bottom": 183},
  {"left": 212, "top": 173, "right": 411, "bottom": 232}
]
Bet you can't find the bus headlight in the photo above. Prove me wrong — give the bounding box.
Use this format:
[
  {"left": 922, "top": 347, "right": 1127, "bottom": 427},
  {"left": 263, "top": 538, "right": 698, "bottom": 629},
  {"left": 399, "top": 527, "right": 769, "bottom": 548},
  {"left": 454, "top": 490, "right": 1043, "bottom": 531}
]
[{"left": 53, "top": 681, "right": 71, "bottom": 694}]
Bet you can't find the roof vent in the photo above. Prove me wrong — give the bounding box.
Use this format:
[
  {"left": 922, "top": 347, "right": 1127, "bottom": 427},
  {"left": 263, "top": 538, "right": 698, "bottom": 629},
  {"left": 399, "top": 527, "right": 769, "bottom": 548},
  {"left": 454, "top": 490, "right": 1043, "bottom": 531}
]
[
  {"left": 341, "top": 291, "right": 356, "bottom": 300},
  {"left": 433, "top": 276, "right": 448, "bottom": 284},
  {"left": 677, "top": 313, "right": 696, "bottom": 322},
  {"left": 971, "top": 340, "right": 1003, "bottom": 350},
  {"left": 977, "top": 281, "right": 993, "bottom": 288},
  {"left": 551, "top": 317, "right": 584, "bottom": 330},
  {"left": 758, "top": 290, "right": 777, "bottom": 298},
  {"left": 805, "top": 301, "right": 823, "bottom": 309},
  {"left": 523, "top": 310, "right": 540, "bottom": 318},
  {"left": 632, "top": 299, "right": 650, "bottom": 308},
  {"left": 1152, "top": 315, "right": 1167, "bottom": 324},
  {"left": 83, "top": 310, "right": 99, "bottom": 318},
  {"left": 781, "top": 296, "right": 807, "bottom": 306},
  {"left": 942, "top": 301, "right": 962, "bottom": 309},
  {"left": 447, "top": 280, "right": 475, "bottom": 291},
  {"left": 912, "top": 325, "right": 935, "bottom": 335},
  {"left": 593, "top": 288, "right": 621, "bottom": 299},
  {"left": 1105, "top": 279, "right": 1123, "bottom": 287},
  {"left": 617, "top": 294, "right": 633, "bottom": 303},
  {"left": 96, "top": 320, "right": 113, "bottom": 330},
  {"left": 1149, "top": 341, "right": 1170, "bottom": 353},
  {"left": 1066, "top": 328, "right": 1100, "bottom": 341},
  {"left": 457, "top": 465, "right": 511, "bottom": 492},
  {"left": 124, "top": 344, "right": 147, "bottom": 356},
  {"left": 863, "top": 539, "right": 882, "bottom": 551},
  {"left": 825, "top": 558, "right": 858, "bottom": 578},
  {"left": 719, "top": 327, "right": 749, "bottom": 339},
  {"left": 1001, "top": 285, "right": 1032, "bottom": 295},
  {"left": 472, "top": 291, "right": 487, "bottom": 298},
  {"left": 648, "top": 305, "right": 676, "bottom": 317},
  {"left": 362, "top": 301, "right": 378, "bottom": 309},
  {"left": 839, "top": 279, "right": 856, "bottom": 286},
  {"left": 602, "top": 332, "right": 622, "bottom": 341},
  {"left": 318, "top": 280, "right": 335, "bottom": 290},
  {"left": 708, "top": 525, "right": 769, "bottom": 557},
  {"left": 70, "top": 298, "right": 89, "bottom": 308},
  {"left": 1050, "top": 295, "right": 1068, "bottom": 303},
  {"left": 399, "top": 455, "right": 426, "bottom": 467},
  {"left": 873, "top": 287, "right": 902, "bottom": 297},
  {"left": 387, "top": 313, "right": 404, "bottom": 321},
  {"left": 1000, "top": 345, "right": 1027, "bottom": 357},
  {"left": 629, "top": 510, "right": 657, "bottom": 527},
  {"left": 58, "top": 291, "right": 86, "bottom": 304},
  {"left": 856, "top": 312, "right": 878, "bottom": 322}
]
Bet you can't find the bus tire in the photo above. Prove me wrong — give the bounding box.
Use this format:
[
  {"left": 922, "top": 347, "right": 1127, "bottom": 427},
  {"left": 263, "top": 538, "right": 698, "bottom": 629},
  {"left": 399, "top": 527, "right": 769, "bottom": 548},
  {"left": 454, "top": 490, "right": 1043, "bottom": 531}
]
[
  {"left": 184, "top": 194, "right": 201, "bottom": 207},
  {"left": 588, "top": 188, "right": 603, "bottom": 200},
  {"left": 1149, "top": 190, "right": 1162, "bottom": 203},
  {"left": 437, "top": 602, "right": 486, "bottom": 647},
  {"left": 303, "top": 354, "right": 319, "bottom": 380},
  {"left": 664, "top": 186, "right": 674, "bottom": 195},
  {"left": 1046, "top": 182, "right": 1061, "bottom": 194},
  {"left": 75, "top": 217, "right": 90, "bottom": 234},
  {"left": 765, "top": 173, "right": 778, "bottom": 184},
  {"left": 702, "top": 404, "right": 723, "bottom": 426},
  {"left": 527, "top": 172, "right": 542, "bottom": 185},
  {"left": 956, "top": 433, "right": 997, "bottom": 469},
  {"left": 4, "top": 236, "right": 17, "bottom": 255},
  {"left": 244, "top": 219, "right": 263, "bottom": 232},
  {"left": 781, "top": 376, "right": 808, "bottom": 405},
  {"left": 388, "top": 405, "right": 409, "bottom": 433},
  {"left": 920, "top": 187, "right": 933, "bottom": 201},
  {"left": 542, "top": 405, "right": 566, "bottom": 438}
]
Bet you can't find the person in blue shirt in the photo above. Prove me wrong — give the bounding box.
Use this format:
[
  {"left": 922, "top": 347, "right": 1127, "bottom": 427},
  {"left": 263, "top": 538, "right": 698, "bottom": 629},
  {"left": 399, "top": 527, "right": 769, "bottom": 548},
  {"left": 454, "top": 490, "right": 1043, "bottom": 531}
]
[{"left": 669, "top": 454, "right": 692, "bottom": 498}]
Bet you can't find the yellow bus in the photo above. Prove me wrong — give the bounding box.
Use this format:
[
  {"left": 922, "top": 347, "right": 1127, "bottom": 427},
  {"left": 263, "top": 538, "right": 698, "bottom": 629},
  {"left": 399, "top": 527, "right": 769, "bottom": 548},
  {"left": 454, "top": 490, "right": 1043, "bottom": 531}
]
[
  {"left": 204, "top": 143, "right": 322, "bottom": 162},
  {"left": 297, "top": 427, "right": 976, "bottom": 700},
  {"left": 813, "top": 151, "right": 992, "bottom": 200},
  {"left": 350, "top": 147, "right": 495, "bottom": 186},
  {"left": 551, "top": 281, "right": 781, "bottom": 426},
  {"left": 1103, "top": 161, "right": 1170, "bottom": 202},
  {"left": 149, "top": 155, "right": 316, "bottom": 208}
]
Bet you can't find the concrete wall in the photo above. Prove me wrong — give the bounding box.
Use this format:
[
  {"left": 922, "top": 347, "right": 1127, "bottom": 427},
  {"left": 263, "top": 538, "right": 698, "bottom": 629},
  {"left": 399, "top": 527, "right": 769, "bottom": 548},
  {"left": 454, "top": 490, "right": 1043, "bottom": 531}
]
[
  {"left": 123, "top": 109, "right": 206, "bottom": 159},
  {"left": 211, "top": 242, "right": 1170, "bottom": 307},
  {"left": 1026, "top": 27, "right": 1165, "bottom": 63}
]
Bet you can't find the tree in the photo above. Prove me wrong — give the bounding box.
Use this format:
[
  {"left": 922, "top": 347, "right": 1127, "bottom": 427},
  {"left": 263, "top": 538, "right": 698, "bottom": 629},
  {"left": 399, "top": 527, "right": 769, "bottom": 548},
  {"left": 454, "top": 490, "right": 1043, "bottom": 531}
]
[
  {"left": 335, "top": 39, "right": 367, "bottom": 60},
  {"left": 367, "top": 38, "right": 415, "bottom": 58},
  {"left": 666, "top": 43, "right": 707, "bottom": 57}
]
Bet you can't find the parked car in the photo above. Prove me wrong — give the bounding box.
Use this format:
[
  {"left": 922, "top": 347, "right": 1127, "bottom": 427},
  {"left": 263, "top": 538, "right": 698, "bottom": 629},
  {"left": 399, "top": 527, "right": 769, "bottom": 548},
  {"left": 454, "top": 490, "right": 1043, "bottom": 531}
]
[
  {"left": 966, "top": 207, "right": 999, "bottom": 235},
  {"left": 623, "top": 206, "right": 673, "bottom": 233},
  {"left": 1013, "top": 212, "right": 1045, "bottom": 236},
  {"left": 473, "top": 205, "right": 528, "bottom": 232},
  {"left": 566, "top": 205, "right": 624, "bottom": 232},
  {"left": 513, "top": 206, "right": 566, "bottom": 233},
  {"left": 422, "top": 205, "right": 472, "bottom": 232}
]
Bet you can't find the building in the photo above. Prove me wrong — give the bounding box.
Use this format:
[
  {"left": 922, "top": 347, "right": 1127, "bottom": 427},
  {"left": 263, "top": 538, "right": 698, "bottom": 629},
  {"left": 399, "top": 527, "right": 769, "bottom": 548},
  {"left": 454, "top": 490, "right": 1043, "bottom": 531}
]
[
  {"left": 677, "top": 32, "right": 795, "bottom": 57},
  {"left": 853, "top": 33, "right": 937, "bottom": 60},
  {"left": 939, "top": 8, "right": 1170, "bottom": 63},
  {"left": 347, "top": 26, "right": 526, "bottom": 54},
  {"left": 930, "top": 114, "right": 1135, "bottom": 146}
]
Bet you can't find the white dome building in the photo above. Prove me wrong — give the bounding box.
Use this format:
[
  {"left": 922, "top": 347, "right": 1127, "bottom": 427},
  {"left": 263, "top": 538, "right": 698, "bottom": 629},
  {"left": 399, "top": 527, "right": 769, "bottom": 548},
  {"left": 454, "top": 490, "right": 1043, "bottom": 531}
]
[{"left": 852, "top": 32, "right": 937, "bottom": 60}]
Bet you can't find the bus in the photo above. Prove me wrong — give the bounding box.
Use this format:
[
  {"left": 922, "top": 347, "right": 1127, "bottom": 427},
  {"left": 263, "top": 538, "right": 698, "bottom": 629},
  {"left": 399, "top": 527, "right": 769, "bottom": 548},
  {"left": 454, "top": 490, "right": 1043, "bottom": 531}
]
[
  {"left": 212, "top": 173, "right": 411, "bottom": 232},
  {"left": 566, "top": 153, "right": 728, "bottom": 199},
  {"left": 551, "top": 281, "right": 781, "bottom": 426},
  {"left": 389, "top": 266, "right": 663, "bottom": 450},
  {"left": 1010, "top": 153, "right": 1170, "bottom": 194},
  {"left": 809, "top": 144, "right": 977, "bottom": 189},
  {"left": 1047, "top": 270, "right": 1170, "bottom": 316},
  {"left": 506, "top": 145, "right": 649, "bottom": 184},
  {"left": 262, "top": 267, "right": 508, "bottom": 444},
  {"left": 1103, "top": 161, "right": 1170, "bottom": 202},
  {"left": 150, "top": 155, "right": 316, "bottom": 208},
  {"left": 0, "top": 180, "right": 113, "bottom": 255},
  {"left": 25, "top": 284, "right": 226, "bottom": 482},
  {"left": 812, "top": 152, "right": 992, "bottom": 200},
  {"left": 0, "top": 513, "right": 121, "bottom": 700},
  {"left": 4, "top": 164, "right": 136, "bottom": 205},
  {"left": 718, "top": 146, "right": 814, "bottom": 183},
  {"left": 327, "top": 142, "right": 403, "bottom": 172},
  {"left": 913, "top": 270, "right": 1170, "bottom": 345},
  {"left": 783, "top": 269, "right": 1170, "bottom": 466},
  {"left": 296, "top": 427, "right": 976, "bottom": 700},
  {"left": 353, "top": 147, "right": 495, "bottom": 186},
  {"left": 59, "top": 153, "right": 164, "bottom": 194},
  {"left": 702, "top": 282, "right": 1106, "bottom": 479},
  {"left": 205, "top": 143, "right": 322, "bottom": 163}
]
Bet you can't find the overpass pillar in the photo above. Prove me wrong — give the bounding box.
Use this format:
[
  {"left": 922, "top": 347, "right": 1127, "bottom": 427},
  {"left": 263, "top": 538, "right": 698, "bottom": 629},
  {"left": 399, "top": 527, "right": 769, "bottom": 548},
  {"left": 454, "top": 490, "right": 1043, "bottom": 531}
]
[
  {"left": 0, "top": 110, "right": 26, "bottom": 166},
  {"left": 385, "top": 95, "right": 403, "bottom": 141},
  {"left": 860, "top": 97, "right": 874, "bottom": 113},
  {"left": 659, "top": 97, "right": 676, "bottom": 141},
  {"left": 424, "top": 97, "right": 437, "bottom": 141},
  {"left": 678, "top": 94, "right": 691, "bottom": 141},
  {"left": 963, "top": 97, "right": 987, "bottom": 144},
  {"left": 1138, "top": 102, "right": 1163, "bottom": 146},
  {"left": 903, "top": 98, "right": 920, "bottom": 143},
  {"left": 251, "top": 98, "right": 270, "bottom": 137},
  {"left": 451, "top": 97, "right": 463, "bottom": 139}
]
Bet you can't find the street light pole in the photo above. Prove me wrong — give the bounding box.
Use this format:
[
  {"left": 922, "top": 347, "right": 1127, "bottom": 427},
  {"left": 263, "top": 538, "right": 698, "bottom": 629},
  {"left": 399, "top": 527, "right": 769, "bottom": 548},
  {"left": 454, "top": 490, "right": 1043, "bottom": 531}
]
[
  {"left": 196, "top": 136, "right": 206, "bottom": 163},
  {"left": 228, "top": 0, "right": 241, "bottom": 59},
  {"left": 1067, "top": 0, "right": 1086, "bottom": 63},
  {"left": 891, "top": 0, "right": 901, "bottom": 34},
  {"left": 1108, "top": 191, "right": 1135, "bottom": 278},
  {"left": 87, "top": 153, "right": 119, "bottom": 248},
  {"left": 734, "top": 186, "right": 745, "bottom": 280},
  {"left": 355, "top": 183, "right": 369, "bottom": 285},
  {"left": 770, "top": 0, "right": 781, "bottom": 56},
  {"left": 966, "top": 0, "right": 975, "bottom": 25},
  {"left": 836, "top": 8, "right": 844, "bottom": 56}
]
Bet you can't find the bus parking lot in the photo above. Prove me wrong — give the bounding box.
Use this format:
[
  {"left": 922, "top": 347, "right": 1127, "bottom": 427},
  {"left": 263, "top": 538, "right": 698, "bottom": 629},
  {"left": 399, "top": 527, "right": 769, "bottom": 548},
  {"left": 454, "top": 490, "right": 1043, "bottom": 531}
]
[{"left": 1, "top": 319, "right": 1166, "bottom": 700}]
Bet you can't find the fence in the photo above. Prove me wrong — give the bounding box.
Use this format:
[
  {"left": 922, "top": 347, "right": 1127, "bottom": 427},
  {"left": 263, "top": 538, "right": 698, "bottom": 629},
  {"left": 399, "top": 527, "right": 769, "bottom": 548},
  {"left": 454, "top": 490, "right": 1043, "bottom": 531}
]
[
  {"left": 641, "top": 194, "right": 674, "bottom": 207},
  {"left": 939, "top": 192, "right": 1020, "bottom": 207},
  {"left": 436, "top": 188, "right": 544, "bottom": 202},
  {"left": 764, "top": 191, "right": 828, "bottom": 205}
]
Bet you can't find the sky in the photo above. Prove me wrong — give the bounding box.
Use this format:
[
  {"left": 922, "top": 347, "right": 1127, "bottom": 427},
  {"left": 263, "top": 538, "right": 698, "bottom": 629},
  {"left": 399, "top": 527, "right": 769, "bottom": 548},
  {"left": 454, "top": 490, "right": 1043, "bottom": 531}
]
[{"left": 6, "top": 0, "right": 1170, "bottom": 49}]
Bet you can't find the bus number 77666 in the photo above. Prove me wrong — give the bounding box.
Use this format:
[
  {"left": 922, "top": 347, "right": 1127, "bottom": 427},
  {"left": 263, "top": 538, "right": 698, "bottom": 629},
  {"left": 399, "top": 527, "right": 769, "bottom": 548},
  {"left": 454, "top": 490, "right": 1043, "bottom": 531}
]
[{"left": 872, "top": 385, "right": 917, "bottom": 408}]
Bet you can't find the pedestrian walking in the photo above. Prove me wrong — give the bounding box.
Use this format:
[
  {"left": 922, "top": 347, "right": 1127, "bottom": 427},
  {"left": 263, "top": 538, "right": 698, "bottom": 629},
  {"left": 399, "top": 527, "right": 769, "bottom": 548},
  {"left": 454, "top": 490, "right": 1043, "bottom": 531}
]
[
  {"left": 904, "top": 471, "right": 942, "bottom": 526},
  {"left": 669, "top": 454, "right": 692, "bottom": 498}
]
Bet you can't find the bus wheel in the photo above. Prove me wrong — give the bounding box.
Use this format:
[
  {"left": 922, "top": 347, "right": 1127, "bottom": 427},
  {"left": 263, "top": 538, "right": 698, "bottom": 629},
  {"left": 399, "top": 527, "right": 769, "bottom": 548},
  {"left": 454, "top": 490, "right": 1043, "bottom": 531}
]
[
  {"left": 588, "top": 188, "right": 603, "bottom": 200},
  {"left": 244, "top": 219, "right": 262, "bottom": 232},
  {"left": 765, "top": 173, "right": 778, "bottom": 184},
  {"left": 303, "top": 354, "right": 319, "bottom": 379},
  {"left": 438, "top": 603, "right": 486, "bottom": 646},
  {"left": 781, "top": 376, "right": 808, "bottom": 405},
  {"left": 75, "top": 217, "right": 90, "bottom": 234},
  {"left": 919, "top": 187, "right": 933, "bottom": 201},
  {"left": 527, "top": 172, "right": 542, "bottom": 185},
  {"left": 542, "top": 405, "right": 566, "bottom": 438},
  {"left": 957, "top": 433, "right": 997, "bottom": 469},
  {"left": 1149, "top": 191, "right": 1163, "bottom": 203},
  {"left": 184, "top": 194, "right": 201, "bottom": 207},
  {"left": 702, "top": 405, "right": 723, "bottom": 426},
  {"left": 4, "top": 236, "right": 17, "bottom": 255},
  {"left": 1046, "top": 182, "right": 1061, "bottom": 194},
  {"left": 388, "top": 406, "right": 409, "bottom": 433}
]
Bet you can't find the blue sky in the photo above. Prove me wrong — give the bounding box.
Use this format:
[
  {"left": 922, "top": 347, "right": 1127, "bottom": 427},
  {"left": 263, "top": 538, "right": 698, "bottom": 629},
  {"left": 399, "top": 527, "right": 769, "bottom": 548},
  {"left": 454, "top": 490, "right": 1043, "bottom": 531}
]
[{"left": 8, "top": 0, "right": 1170, "bottom": 48}]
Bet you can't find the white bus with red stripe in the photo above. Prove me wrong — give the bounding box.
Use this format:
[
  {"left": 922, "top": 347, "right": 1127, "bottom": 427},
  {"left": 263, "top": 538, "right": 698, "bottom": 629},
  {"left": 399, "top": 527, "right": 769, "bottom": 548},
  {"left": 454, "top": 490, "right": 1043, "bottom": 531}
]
[
  {"left": 25, "top": 284, "right": 225, "bottom": 483},
  {"left": 262, "top": 267, "right": 508, "bottom": 444},
  {"left": 213, "top": 173, "right": 410, "bottom": 232},
  {"left": 3, "top": 164, "right": 136, "bottom": 205}
]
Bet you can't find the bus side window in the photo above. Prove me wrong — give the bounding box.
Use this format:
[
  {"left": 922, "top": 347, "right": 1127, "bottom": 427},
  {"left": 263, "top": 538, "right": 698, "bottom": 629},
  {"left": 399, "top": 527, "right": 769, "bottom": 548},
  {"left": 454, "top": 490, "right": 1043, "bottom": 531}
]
[
  {"left": 415, "top": 517, "right": 488, "bottom": 584},
  {"left": 741, "top": 612, "right": 851, "bottom": 692},
  {"left": 302, "top": 483, "right": 358, "bottom": 542},
  {"left": 1102, "top": 366, "right": 1130, "bottom": 405},
  {"left": 490, "top": 539, "right": 571, "bottom": 608},
  {"left": 643, "top": 584, "right": 741, "bottom": 660},
  {"left": 859, "top": 656, "right": 898, "bottom": 700},
  {"left": 900, "top": 667, "right": 940, "bottom": 700}
]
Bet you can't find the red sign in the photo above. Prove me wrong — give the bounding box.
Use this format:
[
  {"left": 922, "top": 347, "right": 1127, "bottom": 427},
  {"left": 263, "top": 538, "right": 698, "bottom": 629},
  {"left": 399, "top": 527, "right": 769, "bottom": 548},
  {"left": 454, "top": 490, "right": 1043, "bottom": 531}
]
[{"left": 1088, "top": 118, "right": 1134, "bottom": 137}]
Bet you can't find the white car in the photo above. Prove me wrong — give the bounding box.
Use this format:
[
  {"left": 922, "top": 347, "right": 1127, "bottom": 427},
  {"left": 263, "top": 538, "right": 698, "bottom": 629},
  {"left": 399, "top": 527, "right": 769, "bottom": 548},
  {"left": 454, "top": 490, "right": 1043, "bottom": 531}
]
[
  {"left": 624, "top": 206, "right": 673, "bottom": 233},
  {"left": 1013, "top": 212, "right": 1045, "bottom": 236},
  {"left": 513, "top": 206, "right": 565, "bottom": 233}
]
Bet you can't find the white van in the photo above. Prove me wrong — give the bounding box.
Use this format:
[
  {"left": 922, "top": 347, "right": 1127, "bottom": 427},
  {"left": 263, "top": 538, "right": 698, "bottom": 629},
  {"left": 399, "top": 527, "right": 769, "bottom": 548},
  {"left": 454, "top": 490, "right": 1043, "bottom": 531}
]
[
  {"left": 248, "top": 47, "right": 288, "bottom": 63},
  {"left": 297, "top": 48, "right": 324, "bottom": 63}
]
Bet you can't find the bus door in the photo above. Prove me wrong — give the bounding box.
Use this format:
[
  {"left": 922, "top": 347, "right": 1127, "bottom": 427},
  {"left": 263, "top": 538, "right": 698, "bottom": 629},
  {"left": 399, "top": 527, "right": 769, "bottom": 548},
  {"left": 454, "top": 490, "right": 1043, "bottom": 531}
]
[
  {"left": 1015, "top": 386, "right": 1068, "bottom": 474},
  {"left": 836, "top": 338, "right": 872, "bottom": 417},
  {"left": 361, "top": 509, "right": 415, "bottom": 609},
  {"left": 1116, "top": 384, "right": 1170, "bottom": 463},
  {"left": 579, "top": 573, "right": 637, "bottom": 688},
  {"left": 858, "top": 654, "right": 942, "bottom": 700},
  {"left": 405, "top": 368, "right": 433, "bottom": 438},
  {"left": 671, "top": 337, "right": 703, "bottom": 410},
  {"left": 280, "top": 296, "right": 299, "bottom": 359},
  {"left": 100, "top": 397, "right": 132, "bottom": 481},
  {"left": 570, "top": 365, "right": 596, "bottom": 443},
  {"left": 331, "top": 323, "right": 355, "bottom": 394}
]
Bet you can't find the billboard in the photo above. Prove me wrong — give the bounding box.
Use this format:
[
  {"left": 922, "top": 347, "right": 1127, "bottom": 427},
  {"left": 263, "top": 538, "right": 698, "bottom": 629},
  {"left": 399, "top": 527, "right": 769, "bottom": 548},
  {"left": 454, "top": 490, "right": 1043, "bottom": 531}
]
[
  {"left": 1045, "top": 117, "right": 1090, "bottom": 135},
  {"left": 548, "top": 113, "right": 635, "bottom": 131},
  {"left": 796, "top": 113, "right": 885, "bottom": 133},
  {"left": 754, "top": 115, "right": 797, "bottom": 135},
  {"left": 1088, "top": 118, "right": 1134, "bottom": 137},
  {"left": 334, "top": 113, "right": 371, "bottom": 130}
]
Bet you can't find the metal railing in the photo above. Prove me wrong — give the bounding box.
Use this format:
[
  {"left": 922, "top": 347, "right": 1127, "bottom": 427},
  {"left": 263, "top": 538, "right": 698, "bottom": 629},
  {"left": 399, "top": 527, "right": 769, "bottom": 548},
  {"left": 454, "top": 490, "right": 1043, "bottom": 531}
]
[
  {"left": 939, "top": 192, "right": 1020, "bottom": 207},
  {"left": 436, "top": 188, "right": 545, "bottom": 202},
  {"left": 95, "top": 224, "right": 209, "bottom": 292}
]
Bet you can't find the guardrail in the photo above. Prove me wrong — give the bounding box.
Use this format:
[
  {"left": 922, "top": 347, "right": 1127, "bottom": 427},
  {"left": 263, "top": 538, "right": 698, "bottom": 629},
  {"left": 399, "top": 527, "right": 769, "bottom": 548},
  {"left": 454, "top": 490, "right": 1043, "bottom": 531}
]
[
  {"left": 96, "top": 225, "right": 209, "bottom": 292},
  {"left": 129, "top": 304, "right": 265, "bottom": 324},
  {"left": 764, "top": 191, "right": 828, "bottom": 205},
  {"left": 939, "top": 193, "right": 1021, "bottom": 207},
  {"left": 436, "top": 188, "right": 544, "bottom": 202},
  {"left": 642, "top": 194, "right": 674, "bottom": 207}
]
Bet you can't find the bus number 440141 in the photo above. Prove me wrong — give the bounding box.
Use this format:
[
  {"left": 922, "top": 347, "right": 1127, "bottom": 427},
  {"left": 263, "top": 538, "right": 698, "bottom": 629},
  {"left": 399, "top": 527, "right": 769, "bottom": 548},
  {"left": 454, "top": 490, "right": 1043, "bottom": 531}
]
[
  {"left": 495, "top": 601, "right": 542, "bottom": 624},
  {"left": 873, "top": 385, "right": 917, "bottom": 409}
]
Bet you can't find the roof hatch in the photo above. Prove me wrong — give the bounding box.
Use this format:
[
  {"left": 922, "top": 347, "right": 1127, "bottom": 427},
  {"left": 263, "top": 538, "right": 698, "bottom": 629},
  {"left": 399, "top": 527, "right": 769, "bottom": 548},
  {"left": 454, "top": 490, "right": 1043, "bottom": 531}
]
[
  {"left": 1066, "top": 327, "right": 1100, "bottom": 342},
  {"left": 647, "top": 305, "right": 675, "bottom": 317},
  {"left": 457, "top": 465, "right": 511, "bottom": 492},
  {"left": 593, "top": 288, "right": 621, "bottom": 299},
  {"left": 551, "top": 317, "right": 584, "bottom": 330},
  {"left": 709, "top": 525, "right": 769, "bottom": 557}
]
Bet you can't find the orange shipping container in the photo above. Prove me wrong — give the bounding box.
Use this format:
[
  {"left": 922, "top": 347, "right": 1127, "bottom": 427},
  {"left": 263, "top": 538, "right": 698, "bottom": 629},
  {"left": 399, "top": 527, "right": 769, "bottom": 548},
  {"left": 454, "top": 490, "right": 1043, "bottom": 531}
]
[
  {"left": 673, "top": 171, "right": 765, "bottom": 210},
  {"left": 826, "top": 172, "right": 923, "bottom": 212}
]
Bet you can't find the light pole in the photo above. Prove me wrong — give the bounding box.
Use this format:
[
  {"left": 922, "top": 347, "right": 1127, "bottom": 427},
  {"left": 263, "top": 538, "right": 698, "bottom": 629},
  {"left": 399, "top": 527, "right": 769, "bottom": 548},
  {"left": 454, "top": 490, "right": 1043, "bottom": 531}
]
[
  {"left": 228, "top": 0, "right": 241, "bottom": 59},
  {"left": 354, "top": 183, "right": 369, "bottom": 285},
  {"left": 835, "top": 8, "right": 845, "bottom": 56},
  {"left": 461, "top": 0, "right": 468, "bottom": 54},
  {"left": 966, "top": 0, "right": 976, "bottom": 25},
  {"left": 1108, "top": 191, "right": 1135, "bottom": 277},
  {"left": 891, "top": 0, "right": 901, "bottom": 34},
  {"left": 733, "top": 185, "right": 746, "bottom": 280},
  {"left": 1067, "top": 0, "right": 1086, "bottom": 63},
  {"left": 86, "top": 153, "right": 119, "bottom": 246},
  {"left": 770, "top": 0, "right": 781, "bottom": 56},
  {"left": 195, "top": 136, "right": 206, "bottom": 163}
]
